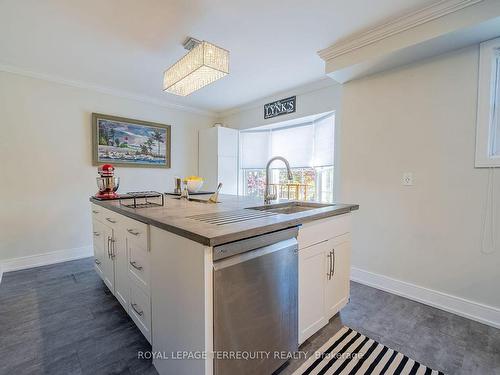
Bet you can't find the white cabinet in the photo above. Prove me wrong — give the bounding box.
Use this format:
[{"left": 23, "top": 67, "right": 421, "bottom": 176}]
[
  {"left": 199, "top": 126, "right": 238, "bottom": 194},
  {"left": 91, "top": 203, "right": 151, "bottom": 343},
  {"left": 298, "top": 215, "right": 352, "bottom": 345},
  {"left": 102, "top": 224, "right": 116, "bottom": 292},
  {"left": 324, "top": 236, "right": 351, "bottom": 318},
  {"left": 113, "top": 227, "right": 129, "bottom": 310},
  {"left": 91, "top": 219, "right": 105, "bottom": 278},
  {"left": 299, "top": 240, "right": 329, "bottom": 343}
]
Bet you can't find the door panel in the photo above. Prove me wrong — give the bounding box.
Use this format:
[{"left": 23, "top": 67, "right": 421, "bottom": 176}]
[
  {"left": 324, "top": 237, "right": 351, "bottom": 319},
  {"left": 101, "top": 224, "right": 115, "bottom": 292},
  {"left": 92, "top": 220, "right": 105, "bottom": 277},
  {"left": 113, "top": 229, "right": 129, "bottom": 310},
  {"left": 298, "top": 241, "right": 329, "bottom": 344}
]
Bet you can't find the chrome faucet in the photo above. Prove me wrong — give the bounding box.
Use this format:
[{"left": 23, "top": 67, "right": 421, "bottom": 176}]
[{"left": 264, "top": 156, "right": 293, "bottom": 204}]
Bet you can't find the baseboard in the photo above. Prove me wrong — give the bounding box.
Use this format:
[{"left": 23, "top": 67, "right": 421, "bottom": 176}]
[
  {"left": 351, "top": 267, "right": 500, "bottom": 329},
  {"left": 0, "top": 246, "right": 93, "bottom": 274}
]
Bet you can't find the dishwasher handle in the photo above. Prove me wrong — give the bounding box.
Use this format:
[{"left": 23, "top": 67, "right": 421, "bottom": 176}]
[
  {"left": 213, "top": 226, "right": 299, "bottom": 261},
  {"left": 213, "top": 238, "right": 298, "bottom": 271}
]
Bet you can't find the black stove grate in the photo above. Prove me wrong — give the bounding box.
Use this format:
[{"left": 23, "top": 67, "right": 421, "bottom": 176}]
[{"left": 119, "top": 191, "right": 164, "bottom": 208}]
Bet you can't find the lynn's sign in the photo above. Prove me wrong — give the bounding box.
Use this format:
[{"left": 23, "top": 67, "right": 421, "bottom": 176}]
[{"left": 264, "top": 96, "right": 296, "bottom": 119}]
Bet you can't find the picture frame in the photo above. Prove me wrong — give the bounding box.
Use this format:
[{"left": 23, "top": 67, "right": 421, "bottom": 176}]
[{"left": 92, "top": 113, "right": 171, "bottom": 168}]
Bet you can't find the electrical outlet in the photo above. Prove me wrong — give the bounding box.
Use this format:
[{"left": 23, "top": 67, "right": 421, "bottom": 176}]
[{"left": 402, "top": 172, "right": 413, "bottom": 186}]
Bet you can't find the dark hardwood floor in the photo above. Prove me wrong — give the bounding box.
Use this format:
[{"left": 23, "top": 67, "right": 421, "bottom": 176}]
[{"left": 1, "top": 258, "right": 499, "bottom": 374}]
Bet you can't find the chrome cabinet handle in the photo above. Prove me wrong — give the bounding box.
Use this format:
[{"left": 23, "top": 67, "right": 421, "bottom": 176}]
[
  {"left": 131, "top": 303, "right": 144, "bottom": 316},
  {"left": 95, "top": 259, "right": 101, "bottom": 265},
  {"left": 93, "top": 231, "right": 100, "bottom": 237},
  {"left": 331, "top": 249, "right": 335, "bottom": 277},
  {"left": 106, "top": 217, "right": 117, "bottom": 224},
  {"left": 110, "top": 238, "right": 116, "bottom": 259},
  {"left": 327, "top": 251, "right": 332, "bottom": 280},
  {"left": 130, "top": 261, "right": 143, "bottom": 270},
  {"left": 127, "top": 229, "right": 140, "bottom": 236},
  {"left": 107, "top": 236, "right": 112, "bottom": 258}
]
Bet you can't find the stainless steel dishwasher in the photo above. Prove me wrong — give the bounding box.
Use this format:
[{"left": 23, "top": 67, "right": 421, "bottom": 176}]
[{"left": 213, "top": 227, "right": 299, "bottom": 375}]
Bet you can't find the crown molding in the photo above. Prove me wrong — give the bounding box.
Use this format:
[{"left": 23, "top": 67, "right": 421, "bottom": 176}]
[
  {"left": 218, "top": 77, "right": 338, "bottom": 118},
  {"left": 0, "top": 63, "right": 216, "bottom": 117},
  {"left": 318, "top": 0, "right": 484, "bottom": 62}
]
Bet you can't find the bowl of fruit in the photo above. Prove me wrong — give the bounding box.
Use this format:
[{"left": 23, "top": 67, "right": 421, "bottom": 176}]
[{"left": 185, "top": 176, "right": 204, "bottom": 193}]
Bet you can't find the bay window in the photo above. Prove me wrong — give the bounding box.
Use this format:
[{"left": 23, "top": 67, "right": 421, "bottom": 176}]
[
  {"left": 476, "top": 37, "right": 500, "bottom": 167},
  {"left": 240, "top": 113, "right": 335, "bottom": 202}
]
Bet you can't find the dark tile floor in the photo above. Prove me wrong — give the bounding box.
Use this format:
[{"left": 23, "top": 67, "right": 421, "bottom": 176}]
[
  {"left": 279, "top": 283, "right": 500, "bottom": 375},
  {"left": 1, "top": 258, "right": 499, "bottom": 374},
  {"left": 0, "top": 258, "right": 155, "bottom": 375}
]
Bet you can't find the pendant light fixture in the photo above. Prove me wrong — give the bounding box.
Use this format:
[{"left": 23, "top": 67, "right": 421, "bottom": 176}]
[{"left": 163, "top": 37, "right": 229, "bottom": 96}]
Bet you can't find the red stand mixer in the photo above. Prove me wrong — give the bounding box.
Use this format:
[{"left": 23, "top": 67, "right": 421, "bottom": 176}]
[{"left": 95, "top": 164, "right": 120, "bottom": 199}]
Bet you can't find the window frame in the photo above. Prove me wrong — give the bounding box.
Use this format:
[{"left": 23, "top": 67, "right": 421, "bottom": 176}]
[{"left": 476, "top": 37, "right": 500, "bottom": 167}]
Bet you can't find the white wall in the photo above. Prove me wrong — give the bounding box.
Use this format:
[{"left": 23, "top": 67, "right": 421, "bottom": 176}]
[
  {"left": 220, "top": 79, "right": 342, "bottom": 130},
  {"left": 340, "top": 45, "right": 500, "bottom": 311},
  {"left": 0, "top": 71, "right": 214, "bottom": 264}
]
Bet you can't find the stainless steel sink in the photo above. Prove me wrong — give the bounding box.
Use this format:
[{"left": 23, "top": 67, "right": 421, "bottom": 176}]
[{"left": 247, "top": 201, "right": 335, "bottom": 215}]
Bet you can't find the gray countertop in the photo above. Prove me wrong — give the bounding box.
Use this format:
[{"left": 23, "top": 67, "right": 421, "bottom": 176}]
[{"left": 90, "top": 194, "right": 359, "bottom": 246}]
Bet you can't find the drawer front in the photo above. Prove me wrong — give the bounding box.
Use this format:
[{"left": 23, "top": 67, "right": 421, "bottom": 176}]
[
  {"left": 101, "top": 210, "right": 123, "bottom": 227},
  {"left": 128, "top": 239, "right": 150, "bottom": 293},
  {"left": 129, "top": 283, "right": 151, "bottom": 342},
  {"left": 91, "top": 203, "right": 123, "bottom": 227},
  {"left": 91, "top": 203, "right": 105, "bottom": 222},
  {"left": 92, "top": 219, "right": 106, "bottom": 250},
  {"left": 121, "top": 217, "right": 149, "bottom": 250},
  {"left": 298, "top": 214, "right": 351, "bottom": 249}
]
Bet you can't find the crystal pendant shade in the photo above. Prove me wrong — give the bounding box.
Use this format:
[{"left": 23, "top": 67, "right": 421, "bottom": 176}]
[{"left": 163, "top": 41, "right": 229, "bottom": 96}]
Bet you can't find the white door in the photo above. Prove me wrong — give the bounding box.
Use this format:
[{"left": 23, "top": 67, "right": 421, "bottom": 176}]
[
  {"left": 101, "top": 224, "right": 115, "bottom": 292},
  {"left": 298, "top": 240, "right": 329, "bottom": 344},
  {"left": 92, "top": 220, "right": 105, "bottom": 277},
  {"left": 112, "top": 229, "right": 129, "bottom": 310},
  {"left": 324, "top": 236, "right": 351, "bottom": 319}
]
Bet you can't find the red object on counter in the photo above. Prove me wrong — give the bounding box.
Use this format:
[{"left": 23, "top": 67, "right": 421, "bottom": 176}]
[
  {"left": 98, "top": 164, "right": 115, "bottom": 177},
  {"left": 95, "top": 164, "right": 120, "bottom": 199}
]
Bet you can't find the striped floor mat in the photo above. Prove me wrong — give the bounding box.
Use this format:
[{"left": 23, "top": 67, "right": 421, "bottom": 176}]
[{"left": 292, "top": 326, "right": 444, "bottom": 375}]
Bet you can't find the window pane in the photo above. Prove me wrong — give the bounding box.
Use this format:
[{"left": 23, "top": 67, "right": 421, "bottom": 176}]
[
  {"left": 240, "top": 114, "right": 335, "bottom": 201},
  {"left": 242, "top": 166, "right": 334, "bottom": 203},
  {"left": 271, "top": 125, "right": 314, "bottom": 167},
  {"left": 240, "top": 131, "right": 270, "bottom": 168},
  {"left": 243, "top": 169, "right": 266, "bottom": 198},
  {"left": 493, "top": 53, "right": 500, "bottom": 156},
  {"left": 313, "top": 115, "right": 335, "bottom": 166}
]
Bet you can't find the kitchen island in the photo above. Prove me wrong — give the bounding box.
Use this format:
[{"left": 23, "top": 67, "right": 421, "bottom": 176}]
[{"left": 90, "top": 194, "right": 358, "bottom": 375}]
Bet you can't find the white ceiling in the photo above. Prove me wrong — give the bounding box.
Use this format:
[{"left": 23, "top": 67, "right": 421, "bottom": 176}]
[{"left": 0, "top": 0, "right": 434, "bottom": 113}]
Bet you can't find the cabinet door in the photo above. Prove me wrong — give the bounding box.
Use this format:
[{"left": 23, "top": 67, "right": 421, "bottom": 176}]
[
  {"left": 324, "top": 236, "right": 351, "bottom": 319},
  {"left": 92, "top": 220, "right": 105, "bottom": 277},
  {"left": 298, "top": 240, "right": 329, "bottom": 344},
  {"left": 218, "top": 156, "right": 238, "bottom": 195},
  {"left": 112, "top": 228, "right": 129, "bottom": 310},
  {"left": 101, "top": 224, "right": 115, "bottom": 292}
]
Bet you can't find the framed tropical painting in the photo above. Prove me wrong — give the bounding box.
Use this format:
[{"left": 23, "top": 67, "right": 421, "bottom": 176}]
[{"left": 92, "top": 113, "right": 171, "bottom": 168}]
